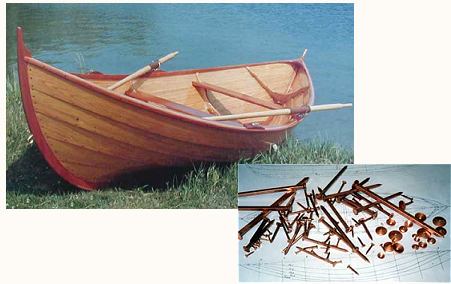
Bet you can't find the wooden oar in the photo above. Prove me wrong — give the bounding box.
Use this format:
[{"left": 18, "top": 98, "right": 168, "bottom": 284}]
[
  {"left": 108, "top": 51, "right": 179, "bottom": 90},
  {"left": 203, "top": 103, "right": 352, "bottom": 121}
]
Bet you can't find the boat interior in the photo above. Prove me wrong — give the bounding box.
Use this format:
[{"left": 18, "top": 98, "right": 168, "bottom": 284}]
[{"left": 84, "top": 61, "right": 313, "bottom": 127}]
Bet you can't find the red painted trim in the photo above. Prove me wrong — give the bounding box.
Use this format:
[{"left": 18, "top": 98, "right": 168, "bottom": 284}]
[{"left": 16, "top": 27, "right": 102, "bottom": 190}]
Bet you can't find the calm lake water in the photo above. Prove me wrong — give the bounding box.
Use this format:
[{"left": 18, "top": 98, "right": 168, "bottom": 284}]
[{"left": 6, "top": 3, "right": 354, "bottom": 149}]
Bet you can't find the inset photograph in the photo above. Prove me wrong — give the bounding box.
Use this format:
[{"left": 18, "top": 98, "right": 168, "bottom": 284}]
[{"left": 238, "top": 164, "right": 450, "bottom": 282}]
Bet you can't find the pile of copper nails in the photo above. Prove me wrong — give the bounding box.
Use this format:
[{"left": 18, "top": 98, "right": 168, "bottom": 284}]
[{"left": 238, "top": 165, "right": 449, "bottom": 275}]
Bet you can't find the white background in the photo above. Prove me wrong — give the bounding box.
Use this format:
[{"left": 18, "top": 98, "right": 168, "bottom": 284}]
[{"left": 1, "top": 0, "right": 451, "bottom": 283}]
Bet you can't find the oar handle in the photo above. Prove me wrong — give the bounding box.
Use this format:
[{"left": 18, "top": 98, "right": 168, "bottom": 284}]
[
  {"left": 204, "top": 103, "right": 352, "bottom": 121},
  {"left": 108, "top": 51, "right": 179, "bottom": 91}
]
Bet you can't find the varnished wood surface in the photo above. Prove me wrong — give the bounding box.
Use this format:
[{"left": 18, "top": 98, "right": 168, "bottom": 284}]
[{"left": 27, "top": 60, "right": 310, "bottom": 185}]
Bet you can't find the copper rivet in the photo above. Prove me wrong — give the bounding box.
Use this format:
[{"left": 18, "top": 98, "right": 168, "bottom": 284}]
[
  {"left": 433, "top": 216, "right": 447, "bottom": 227},
  {"left": 383, "top": 242, "right": 394, "bottom": 252},
  {"left": 377, "top": 252, "right": 385, "bottom": 259},
  {"left": 393, "top": 242, "right": 404, "bottom": 254},
  {"left": 375, "top": 226, "right": 387, "bottom": 236},
  {"left": 388, "top": 230, "right": 403, "bottom": 242},
  {"left": 399, "top": 225, "right": 408, "bottom": 233},
  {"left": 386, "top": 218, "right": 396, "bottom": 226},
  {"left": 412, "top": 244, "right": 419, "bottom": 250},
  {"left": 436, "top": 227, "right": 447, "bottom": 236},
  {"left": 427, "top": 237, "right": 436, "bottom": 244},
  {"left": 417, "top": 228, "right": 431, "bottom": 239},
  {"left": 415, "top": 212, "right": 427, "bottom": 222},
  {"left": 419, "top": 241, "right": 427, "bottom": 249},
  {"left": 405, "top": 220, "right": 413, "bottom": 228}
]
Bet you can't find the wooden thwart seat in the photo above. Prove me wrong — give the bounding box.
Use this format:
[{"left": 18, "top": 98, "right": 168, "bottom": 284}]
[{"left": 192, "top": 81, "right": 281, "bottom": 110}]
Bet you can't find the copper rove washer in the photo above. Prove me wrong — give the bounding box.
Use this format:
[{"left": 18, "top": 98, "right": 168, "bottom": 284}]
[
  {"left": 412, "top": 243, "right": 419, "bottom": 250},
  {"left": 405, "top": 220, "right": 413, "bottom": 228},
  {"left": 419, "top": 241, "right": 427, "bottom": 249},
  {"left": 377, "top": 252, "right": 385, "bottom": 259},
  {"left": 388, "top": 230, "right": 403, "bottom": 242},
  {"left": 417, "top": 228, "right": 431, "bottom": 239},
  {"left": 436, "top": 227, "right": 447, "bottom": 236},
  {"left": 376, "top": 226, "right": 387, "bottom": 236},
  {"left": 399, "top": 225, "right": 408, "bottom": 233},
  {"left": 433, "top": 216, "right": 447, "bottom": 227},
  {"left": 427, "top": 237, "right": 436, "bottom": 244},
  {"left": 415, "top": 212, "right": 427, "bottom": 222},
  {"left": 383, "top": 242, "right": 394, "bottom": 252},
  {"left": 386, "top": 218, "right": 396, "bottom": 226},
  {"left": 393, "top": 242, "right": 404, "bottom": 254}
]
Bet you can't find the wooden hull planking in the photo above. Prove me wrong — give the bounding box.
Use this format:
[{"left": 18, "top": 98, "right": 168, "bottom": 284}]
[{"left": 16, "top": 27, "right": 314, "bottom": 190}]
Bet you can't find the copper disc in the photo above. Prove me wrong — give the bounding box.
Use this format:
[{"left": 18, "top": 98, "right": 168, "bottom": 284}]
[
  {"left": 388, "top": 230, "right": 403, "bottom": 242},
  {"left": 417, "top": 228, "right": 431, "bottom": 239},
  {"left": 427, "top": 237, "right": 436, "bottom": 244},
  {"left": 375, "top": 226, "right": 388, "bottom": 236},
  {"left": 399, "top": 225, "right": 408, "bottom": 233},
  {"left": 437, "top": 227, "right": 447, "bottom": 236},
  {"left": 386, "top": 218, "right": 396, "bottom": 226},
  {"left": 383, "top": 242, "right": 394, "bottom": 252},
  {"left": 405, "top": 220, "right": 413, "bottom": 228},
  {"left": 419, "top": 241, "right": 427, "bottom": 248},
  {"left": 412, "top": 244, "right": 419, "bottom": 250},
  {"left": 415, "top": 212, "right": 427, "bottom": 221},
  {"left": 433, "top": 216, "right": 447, "bottom": 227},
  {"left": 393, "top": 242, "right": 404, "bottom": 254},
  {"left": 377, "top": 252, "right": 385, "bottom": 259}
]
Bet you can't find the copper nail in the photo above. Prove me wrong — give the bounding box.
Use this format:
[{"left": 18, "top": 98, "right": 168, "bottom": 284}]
[
  {"left": 389, "top": 230, "right": 403, "bottom": 242},
  {"left": 243, "top": 218, "right": 270, "bottom": 252},
  {"left": 296, "top": 246, "right": 342, "bottom": 267},
  {"left": 321, "top": 165, "right": 348, "bottom": 196},
  {"left": 377, "top": 251, "right": 385, "bottom": 259},
  {"left": 398, "top": 200, "right": 406, "bottom": 210},
  {"left": 354, "top": 191, "right": 403, "bottom": 215},
  {"left": 302, "top": 236, "right": 349, "bottom": 253},
  {"left": 415, "top": 212, "right": 427, "bottom": 222},
  {"left": 238, "top": 178, "right": 308, "bottom": 197},
  {"left": 238, "top": 205, "right": 291, "bottom": 211},
  {"left": 357, "top": 236, "right": 366, "bottom": 247},
  {"left": 433, "top": 216, "right": 447, "bottom": 227},
  {"left": 393, "top": 242, "right": 404, "bottom": 254},
  {"left": 238, "top": 192, "right": 293, "bottom": 239},
  {"left": 326, "top": 200, "right": 351, "bottom": 232},
  {"left": 427, "top": 237, "right": 436, "bottom": 244},
  {"left": 361, "top": 221, "right": 373, "bottom": 240},
  {"left": 304, "top": 190, "right": 311, "bottom": 208},
  {"left": 320, "top": 206, "right": 370, "bottom": 263},
  {"left": 332, "top": 180, "right": 347, "bottom": 204},
  {"left": 271, "top": 223, "right": 282, "bottom": 243},
  {"left": 376, "top": 226, "right": 388, "bottom": 236},
  {"left": 245, "top": 251, "right": 255, "bottom": 257},
  {"left": 347, "top": 265, "right": 359, "bottom": 275},
  {"left": 366, "top": 243, "right": 375, "bottom": 255}
]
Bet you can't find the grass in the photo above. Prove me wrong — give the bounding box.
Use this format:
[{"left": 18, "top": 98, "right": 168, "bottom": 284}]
[{"left": 5, "top": 74, "right": 353, "bottom": 209}]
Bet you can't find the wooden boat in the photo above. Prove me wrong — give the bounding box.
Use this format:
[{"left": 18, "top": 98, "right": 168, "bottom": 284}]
[{"left": 16, "top": 27, "right": 348, "bottom": 190}]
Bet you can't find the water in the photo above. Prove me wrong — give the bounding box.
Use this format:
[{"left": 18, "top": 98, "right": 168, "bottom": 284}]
[{"left": 6, "top": 3, "right": 354, "bottom": 149}]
